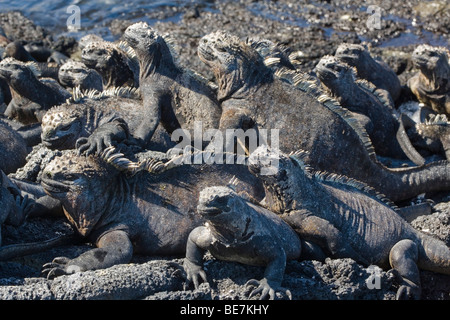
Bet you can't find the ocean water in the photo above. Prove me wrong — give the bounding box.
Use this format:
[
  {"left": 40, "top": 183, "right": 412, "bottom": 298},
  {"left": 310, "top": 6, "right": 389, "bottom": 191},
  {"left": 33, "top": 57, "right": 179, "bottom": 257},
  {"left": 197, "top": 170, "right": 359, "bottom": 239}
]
[
  {"left": 0, "top": 0, "right": 448, "bottom": 47},
  {"left": 0, "top": 0, "right": 199, "bottom": 40}
]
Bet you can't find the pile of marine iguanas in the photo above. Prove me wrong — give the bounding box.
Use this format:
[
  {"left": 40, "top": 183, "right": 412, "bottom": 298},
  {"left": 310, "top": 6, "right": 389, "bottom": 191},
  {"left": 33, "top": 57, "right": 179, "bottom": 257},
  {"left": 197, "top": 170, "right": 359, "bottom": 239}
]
[{"left": 0, "top": 16, "right": 449, "bottom": 300}]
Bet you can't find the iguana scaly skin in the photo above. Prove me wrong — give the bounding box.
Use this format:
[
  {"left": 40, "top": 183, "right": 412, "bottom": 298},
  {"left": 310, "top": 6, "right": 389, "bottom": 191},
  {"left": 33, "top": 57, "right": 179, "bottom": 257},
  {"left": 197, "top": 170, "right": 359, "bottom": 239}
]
[
  {"left": 198, "top": 30, "right": 450, "bottom": 202},
  {"left": 415, "top": 114, "right": 450, "bottom": 161},
  {"left": 315, "top": 55, "right": 425, "bottom": 164},
  {"left": 81, "top": 40, "right": 139, "bottom": 89},
  {"left": 123, "top": 22, "right": 222, "bottom": 145},
  {"left": 248, "top": 145, "right": 450, "bottom": 300},
  {"left": 184, "top": 185, "right": 301, "bottom": 300},
  {"left": 0, "top": 169, "right": 75, "bottom": 261},
  {"left": 334, "top": 43, "right": 402, "bottom": 103},
  {"left": 407, "top": 44, "right": 450, "bottom": 115},
  {"left": 0, "top": 118, "right": 28, "bottom": 174},
  {"left": 39, "top": 149, "right": 264, "bottom": 278},
  {"left": 40, "top": 89, "right": 173, "bottom": 153},
  {"left": 0, "top": 170, "right": 30, "bottom": 245},
  {"left": 0, "top": 58, "right": 70, "bottom": 124},
  {"left": 58, "top": 59, "right": 103, "bottom": 92}
]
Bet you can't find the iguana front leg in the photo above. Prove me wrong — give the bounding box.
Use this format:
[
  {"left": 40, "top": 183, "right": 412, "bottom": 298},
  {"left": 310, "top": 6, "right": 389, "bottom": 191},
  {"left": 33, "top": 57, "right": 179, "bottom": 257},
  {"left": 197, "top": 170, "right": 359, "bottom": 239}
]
[
  {"left": 134, "top": 85, "right": 162, "bottom": 145},
  {"left": 76, "top": 118, "right": 130, "bottom": 156},
  {"left": 42, "top": 229, "right": 133, "bottom": 279},
  {"left": 246, "top": 247, "right": 292, "bottom": 300},
  {"left": 282, "top": 211, "right": 369, "bottom": 265},
  {"left": 183, "top": 226, "right": 210, "bottom": 289}
]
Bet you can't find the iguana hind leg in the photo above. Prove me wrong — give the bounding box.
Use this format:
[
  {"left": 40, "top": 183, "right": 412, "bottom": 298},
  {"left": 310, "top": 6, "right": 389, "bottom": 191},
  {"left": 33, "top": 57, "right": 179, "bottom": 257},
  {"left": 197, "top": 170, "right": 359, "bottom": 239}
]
[{"left": 389, "top": 239, "right": 421, "bottom": 300}]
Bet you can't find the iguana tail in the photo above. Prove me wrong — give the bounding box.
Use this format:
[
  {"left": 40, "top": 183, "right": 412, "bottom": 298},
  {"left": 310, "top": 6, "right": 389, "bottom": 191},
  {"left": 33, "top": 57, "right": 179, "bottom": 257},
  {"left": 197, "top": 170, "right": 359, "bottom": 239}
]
[
  {"left": 374, "top": 160, "right": 450, "bottom": 202},
  {"left": 0, "top": 234, "right": 76, "bottom": 261},
  {"left": 418, "top": 233, "right": 450, "bottom": 275}
]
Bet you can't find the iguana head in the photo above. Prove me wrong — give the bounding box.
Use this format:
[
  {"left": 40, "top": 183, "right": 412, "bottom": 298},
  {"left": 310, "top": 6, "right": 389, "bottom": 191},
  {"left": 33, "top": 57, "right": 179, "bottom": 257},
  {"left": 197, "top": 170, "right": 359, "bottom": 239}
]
[
  {"left": 248, "top": 145, "right": 306, "bottom": 213},
  {"left": 41, "top": 150, "right": 120, "bottom": 236},
  {"left": 416, "top": 114, "right": 450, "bottom": 154},
  {"left": 0, "top": 57, "right": 39, "bottom": 87},
  {"left": 198, "top": 31, "right": 271, "bottom": 100},
  {"left": 334, "top": 44, "right": 369, "bottom": 68},
  {"left": 58, "top": 60, "right": 103, "bottom": 91},
  {"left": 197, "top": 186, "right": 253, "bottom": 239},
  {"left": 123, "top": 22, "right": 173, "bottom": 68},
  {"left": 41, "top": 105, "right": 84, "bottom": 150},
  {"left": 412, "top": 44, "right": 450, "bottom": 86},
  {"left": 315, "top": 55, "right": 357, "bottom": 95}
]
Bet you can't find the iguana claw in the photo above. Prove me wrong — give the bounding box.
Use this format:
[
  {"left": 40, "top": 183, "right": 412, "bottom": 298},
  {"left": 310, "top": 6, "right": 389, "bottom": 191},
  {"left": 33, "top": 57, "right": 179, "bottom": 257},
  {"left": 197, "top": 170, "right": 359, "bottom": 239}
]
[{"left": 246, "top": 278, "right": 292, "bottom": 300}]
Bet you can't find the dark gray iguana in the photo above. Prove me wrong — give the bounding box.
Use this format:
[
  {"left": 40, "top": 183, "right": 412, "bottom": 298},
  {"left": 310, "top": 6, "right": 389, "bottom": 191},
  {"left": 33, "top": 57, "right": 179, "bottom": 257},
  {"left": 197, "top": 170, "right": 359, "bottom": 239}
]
[
  {"left": 407, "top": 44, "right": 450, "bottom": 116},
  {"left": 315, "top": 55, "right": 426, "bottom": 165},
  {"left": 39, "top": 148, "right": 264, "bottom": 278},
  {"left": 81, "top": 40, "right": 139, "bottom": 90},
  {"left": 334, "top": 43, "right": 402, "bottom": 103},
  {"left": 197, "top": 30, "right": 450, "bottom": 202},
  {"left": 414, "top": 113, "right": 450, "bottom": 161},
  {"left": 247, "top": 145, "right": 450, "bottom": 300},
  {"left": 0, "top": 118, "right": 28, "bottom": 174},
  {"left": 40, "top": 89, "right": 174, "bottom": 154},
  {"left": 184, "top": 185, "right": 301, "bottom": 300},
  {"left": 0, "top": 170, "right": 74, "bottom": 261},
  {"left": 123, "top": 22, "right": 222, "bottom": 146},
  {"left": 0, "top": 57, "right": 70, "bottom": 124},
  {"left": 58, "top": 59, "right": 103, "bottom": 92}
]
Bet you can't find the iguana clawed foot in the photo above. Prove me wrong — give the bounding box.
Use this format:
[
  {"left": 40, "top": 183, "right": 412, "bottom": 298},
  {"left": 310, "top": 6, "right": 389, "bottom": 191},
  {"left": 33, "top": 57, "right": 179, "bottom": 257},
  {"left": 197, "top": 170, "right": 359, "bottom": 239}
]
[
  {"left": 76, "top": 119, "right": 130, "bottom": 156},
  {"left": 246, "top": 278, "right": 292, "bottom": 300},
  {"left": 42, "top": 256, "right": 82, "bottom": 279},
  {"left": 183, "top": 259, "right": 208, "bottom": 290}
]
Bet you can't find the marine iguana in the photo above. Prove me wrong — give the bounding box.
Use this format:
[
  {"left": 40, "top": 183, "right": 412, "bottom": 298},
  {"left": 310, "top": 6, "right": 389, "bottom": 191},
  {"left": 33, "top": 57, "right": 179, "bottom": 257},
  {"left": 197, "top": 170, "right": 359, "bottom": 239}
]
[
  {"left": 40, "top": 148, "right": 264, "bottom": 278},
  {"left": 0, "top": 169, "right": 76, "bottom": 261},
  {"left": 40, "top": 89, "right": 173, "bottom": 154},
  {"left": 0, "top": 118, "right": 28, "bottom": 174},
  {"left": 3, "top": 41, "right": 64, "bottom": 80},
  {"left": 407, "top": 44, "right": 450, "bottom": 115},
  {"left": 0, "top": 58, "right": 70, "bottom": 124},
  {"left": 414, "top": 114, "right": 450, "bottom": 161},
  {"left": 58, "top": 59, "right": 103, "bottom": 92},
  {"left": 315, "top": 55, "right": 425, "bottom": 165},
  {"left": 123, "top": 22, "right": 222, "bottom": 145},
  {"left": 81, "top": 40, "right": 139, "bottom": 89},
  {"left": 248, "top": 145, "right": 450, "bottom": 300},
  {"left": 334, "top": 43, "right": 402, "bottom": 103},
  {"left": 197, "top": 30, "right": 450, "bottom": 202},
  {"left": 184, "top": 185, "right": 301, "bottom": 300}
]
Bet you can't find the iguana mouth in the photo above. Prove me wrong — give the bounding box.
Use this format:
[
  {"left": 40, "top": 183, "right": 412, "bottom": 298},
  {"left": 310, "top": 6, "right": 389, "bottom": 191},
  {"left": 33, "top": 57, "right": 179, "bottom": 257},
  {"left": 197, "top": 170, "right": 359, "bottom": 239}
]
[
  {"left": 315, "top": 64, "right": 337, "bottom": 80},
  {"left": 41, "top": 177, "right": 72, "bottom": 195},
  {"left": 42, "top": 134, "right": 71, "bottom": 149},
  {"left": 198, "top": 46, "right": 215, "bottom": 63},
  {"left": 413, "top": 55, "right": 431, "bottom": 69},
  {"left": 81, "top": 57, "right": 98, "bottom": 69},
  {"left": 197, "top": 205, "right": 222, "bottom": 216},
  {"left": 335, "top": 53, "right": 357, "bottom": 63}
]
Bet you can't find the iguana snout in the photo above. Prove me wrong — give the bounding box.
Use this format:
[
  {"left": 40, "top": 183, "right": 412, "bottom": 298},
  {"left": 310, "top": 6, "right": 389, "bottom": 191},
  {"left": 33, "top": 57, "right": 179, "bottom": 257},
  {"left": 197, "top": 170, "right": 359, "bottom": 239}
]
[
  {"left": 334, "top": 43, "right": 365, "bottom": 64},
  {"left": 41, "top": 110, "right": 81, "bottom": 149},
  {"left": 315, "top": 55, "right": 348, "bottom": 82},
  {"left": 123, "top": 22, "right": 160, "bottom": 51},
  {"left": 81, "top": 43, "right": 108, "bottom": 69},
  {"left": 412, "top": 44, "right": 449, "bottom": 77},
  {"left": 197, "top": 186, "right": 234, "bottom": 217},
  {"left": 0, "top": 58, "right": 33, "bottom": 81}
]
